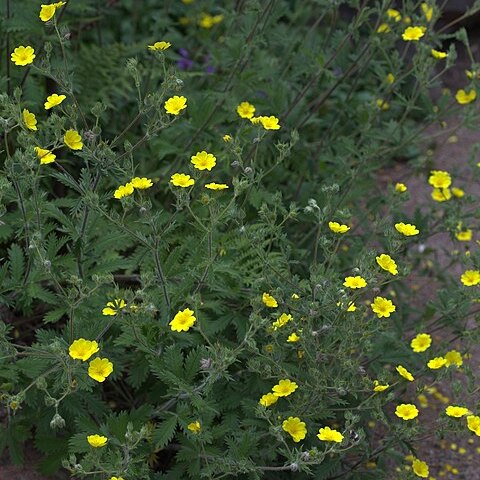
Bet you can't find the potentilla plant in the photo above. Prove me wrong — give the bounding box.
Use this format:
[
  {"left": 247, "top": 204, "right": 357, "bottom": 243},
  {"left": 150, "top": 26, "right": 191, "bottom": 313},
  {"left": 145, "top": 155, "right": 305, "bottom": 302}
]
[{"left": 0, "top": 0, "right": 480, "bottom": 479}]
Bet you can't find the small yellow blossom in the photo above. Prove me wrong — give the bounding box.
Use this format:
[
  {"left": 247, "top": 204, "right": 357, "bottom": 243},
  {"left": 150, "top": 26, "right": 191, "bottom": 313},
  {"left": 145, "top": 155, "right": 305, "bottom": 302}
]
[
  {"left": 282, "top": 417, "right": 307, "bottom": 442},
  {"left": 317, "top": 426, "right": 343, "bottom": 443},
  {"left": 169, "top": 308, "right": 196, "bottom": 332},
  {"left": 170, "top": 173, "right": 195, "bottom": 188},
  {"left": 456, "top": 229, "right": 472, "bottom": 241},
  {"left": 272, "top": 379, "right": 298, "bottom": 397},
  {"left": 395, "top": 403, "right": 419, "bottom": 420},
  {"left": 87, "top": 434, "right": 108, "bottom": 448},
  {"left": 22, "top": 109, "right": 37, "bottom": 131},
  {"left": 387, "top": 73, "right": 395, "bottom": 84},
  {"left": 410, "top": 333, "right": 432, "bottom": 353},
  {"left": 40, "top": 3, "right": 64, "bottom": 22},
  {"left": 237, "top": 102, "right": 255, "bottom": 119},
  {"left": 395, "top": 222, "right": 419, "bottom": 236},
  {"left": 328, "top": 221, "right": 350, "bottom": 233},
  {"left": 130, "top": 177, "right": 153, "bottom": 190},
  {"left": 35, "top": 147, "right": 56, "bottom": 165},
  {"left": 223, "top": 134, "right": 232, "bottom": 142},
  {"left": 191, "top": 151, "right": 217, "bottom": 171},
  {"left": 44, "top": 93, "right": 66, "bottom": 110},
  {"left": 376, "top": 99, "right": 390, "bottom": 110},
  {"left": 432, "top": 49, "right": 448, "bottom": 59},
  {"left": 467, "top": 415, "right": 480, "bottom": 436},
  {"left": 396, "top": 365, "right": 414, "bottom": 381},
  {"left": 69, "top": 339, "right": 99, "bottom": 361},
  {"left": 444, "top": 350, "right": 463, "bottom": 367},
  {"left": 431, "top": 188, "right": 451, "bottom": 202},
  {"left": 427, "top": 357, "right": 447, "bottom": 369},
  {"left": 446, "top": 406, "right": 470, "bottom": 418},
  {"left": 262, "top": 293, "right": 278, "bottom": 308},
  {"left": 102, "top": 299, "right": 127, "bottom": 316},
  {"left": 371, "top": 297, "right": 396, "bottom": 318},
  {"left": 429, "top": 170, "right": 451, "bottom": 188},
  {"left": 11, "top": 46, "right": 36, "bottom": 66},
  {"left": 287, "top": 332, "right": 300, "bottom": 342},
  {"left": 205, "top": 183, "right": 229, "bottom": 190},
  {"left": 461, "top": 270, "right": 480, "bottom": 286},
  {"left": 113, "top": 183, "right": 134, "bottom": 199},
  {"left": 259, "top": 393, "right": 278, "bottom": 407},
  {"left": 395, "top": 182, "right": 407, "bottom": 192},
  {"left": 376, "top": 254, "right": 398, "bottom": 275},
  {"left": 148, "top": 41, "right": 171, "bottom": 51},
  {"left": 198, "top": 13, "right": 223, "bottom": 29},
  {"left": 343, "top": 276, "right": 367, "bottom": 289},
  {"left": 377, "top": 23, "right": 391, "bottom": 33},
  {"left": 402, "top": 26, "right": 425, "bottom": 41},
  {"left": 187, "top": 421, "right": 201, "bottom": 433},
  {"left": 421, "top": 3, "right": 433, "bottom": 21},
  {"left": 272, "top": 313, "right": 292, "bottom": 330},
  {"left": 373, "top": 380, "right": 389, "bottom": 392},
  {"left": 412, "top": 458, "right": 429, "bottom": 478},
  {"left": 387, "top": 9, "right": 401, "bottom": 21},
  {"left": 64, "top": 129, "right": 83, "bottom": 150},
  {"left": 456, "top": 89, "right": 476, "bottom": 105},
  {"left": 452, "top": 187, "right": 464, "bottom": 198},
  {"left": 259, "top": 115, "right": 281, "bottom": 130},
  {"left": 164, "top": 95, "right": 187, "bottom": 115},
  {"left": 88, "top": 358, "right": 113, "bottom": 382}
]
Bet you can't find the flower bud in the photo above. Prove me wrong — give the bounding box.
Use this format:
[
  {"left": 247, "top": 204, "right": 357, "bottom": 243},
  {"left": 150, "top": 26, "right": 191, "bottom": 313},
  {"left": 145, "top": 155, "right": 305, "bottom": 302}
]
[{"left": 50, "top": 413, "right": 66, "bottom": 429}]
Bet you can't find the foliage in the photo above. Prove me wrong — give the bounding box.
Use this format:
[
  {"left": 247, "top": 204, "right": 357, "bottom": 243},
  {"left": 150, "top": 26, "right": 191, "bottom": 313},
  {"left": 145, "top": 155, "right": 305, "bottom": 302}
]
[{"left": 1, "top": 0, "right": 480, "bottom": 479}]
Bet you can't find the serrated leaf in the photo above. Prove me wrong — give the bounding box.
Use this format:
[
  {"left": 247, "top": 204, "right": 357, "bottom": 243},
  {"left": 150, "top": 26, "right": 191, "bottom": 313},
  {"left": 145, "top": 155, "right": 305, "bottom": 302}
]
[{"left": 153, "top": 415, "right": 177, "bottom": 449}]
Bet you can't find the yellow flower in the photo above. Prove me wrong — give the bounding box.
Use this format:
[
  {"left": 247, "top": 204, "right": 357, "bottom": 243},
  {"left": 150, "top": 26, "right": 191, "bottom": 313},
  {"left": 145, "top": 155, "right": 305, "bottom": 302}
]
[
  {"left": 272, "top": 379, "right": 298, "bottom": 397},
  {"left": 113, "top": 183, "right": 134, "bottom": 199},
  {"left": 431, "top": 49, "right": 447, "bottom": 59},
  {"left": 87, "top": 434, "right": 108, "bottom": 448},
  {"left": 467, "top": 415, "right": 480, "bottom": 436},
  {"left": 102, "top": 299, "right": 127, "bottom": 316},
  {"left": 376, "top": 99, "right": 390, "bottom": 110},
  {"left": 402, "top": 26, "right": 425, "bottom": 41},
  {"left": 88, "top": 357, "right": 113, "bottom": 382},
  {"left": 337, "top": 301, "right": 356, "bottom": 312},
  {"left": 39, "top": 5, "right": 56, "bottom": 22},
  {"left": 427, "top": 357, "right": 447, "bottom": 369},
  {"left": 386, "top": 9, "right": 401, "bottom": 21},
  {"left": 446, "top": 406, "right": 470, "bottom": 418},
  {"left": 431, "top": 188, "right": 451, "bottom": 202},
  {"left": 412, "top": 458, "right": 429, "bottom": 478},
  {"left": 44, "top": 93, "right": 66, "bottom": 110},
  {"left": 198, "top": 13, "right": 223, "bottom": 28},
  {"left": 271, "top": 313, "right": 292, "bottom": 330},
  {"left": 373, "top": 380, "right": 389, "bottom": 392},
  {"left": 395, "top": 222, "right": 419, "bottom": 236},
  {"left": 187, "top": 421, "right": 201, "bottom": 433},
  {"left": 259, "top": 393, "right": 278, "bottom": 407},
  {"left": 191, "top": 151, "right": 217, "bottom": 171},
  {"left": 287, "top": 332, "right": 300, "bottom": 343},
  {"left": 205, "top": 183, "right": 229, "bottom": 190},
  {"left": 259, "top": 115, "right": 281, "bottom": 130},
  {"left": 148, "top": 41, "right": 171, "bottom": 51},
  {"left": 444, "top": 349, "right": 463, "bottom": 367},
  {"left": 395, "top": 182, "right": 407, "bottom": 192},
  {"left": 452, "top": 187, "right": 464, "bottom": 198},
  {"left": 35, "top": 146, "right": 56, "bottom": 165},
  {"left": 22, "top": 109, "right": 37, "bottom": 131},
  {"left": 456, "top": 229, "right": 472, "bottom": 241},
  {"left": 170, "top": 308, "right": 196, "bottom": 332},
  {"left": 328, "top": 221, "right": 350, "bottom": 233},
  {"left": 376, "top": 254, "right": 398, "bottom": 275},
  {"left": 282, "top": 417, "right": 307, "bottom": 443},
  {"left": 109, "top": 478, "right": 125, "bottom": 480},
  {"left": 262, "top": 292, "right": 278, "bottom": 308},
  {"left": 64, "top": 129, "right": 83, "bottom": 150},
  {"left": 410, "top": 333, "right": 432, "bottom": 353},
  {"left": 170, "top": 173, "right": 194, "bottom": 188},
  {"left": 11, "top": 46, "right": 36, "bottom": 66},
  {"left": 317, "top": 426, "right": 343, "bottom": 443},
  {"left": 396, "top": 365, "right": 414, "bottom": 381},
  {"left": 68, "top": 339, "right": 99, "bottom": 361},
  {"left": 377, "top": 23, "right": 390, "bottom": 33},
  {"left": 343, "top": 276, "right": 367, "bottom": 289},
  {"left": 456, "top": 89, "right": 476, "bottom": 105},
  {"left": 386, "top": 73, "right": 395, "bottom": 84},
  {"left": 421, "top": 3, "right": 433, "bottom": 21},
  {"left": 371, "top": 297, "right": 396, "bottom": 318},
  {"left": 236, "top": 102, "right": 255, "bottom": 119},
  {"left": 223, "top": 134, "right": 232, "bottom": 142},
  {"left": 130, "top": 177, "right": 153, "bottom": 189},
  {"left": 395, "top": 403, "right": 419, "bottom": 420},
  {"left": 429, "top": 170, "right": 451, "bottom": 188},
  {"left": 461, "top": 270, "right": 480, "bottom": 286},
  {"left": 164, "top": 95, "right": 187, "bottom": 115}
]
